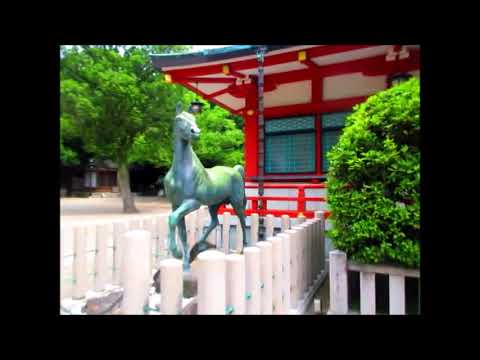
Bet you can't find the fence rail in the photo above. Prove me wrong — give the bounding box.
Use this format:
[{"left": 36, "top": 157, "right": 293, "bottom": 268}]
[
  {"left": 328, "top": 250, "right": 420, "bottom": 315},
  {"left": 218, "top": 183, "right": 331, "bottom": 219}
]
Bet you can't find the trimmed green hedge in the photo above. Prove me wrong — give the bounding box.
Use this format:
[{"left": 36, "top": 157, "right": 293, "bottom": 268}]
[{"left": 326, "top": 77, "right": 420, "bottom": 268}]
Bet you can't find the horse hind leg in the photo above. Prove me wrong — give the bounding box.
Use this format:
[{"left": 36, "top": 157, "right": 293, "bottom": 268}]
[{"left": 230, "top": 199, "right": 248, "bottom": 252}]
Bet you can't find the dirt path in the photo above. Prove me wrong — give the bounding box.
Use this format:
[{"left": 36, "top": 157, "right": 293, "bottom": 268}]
[{"left": 61, "top": 196, "right": 172, "bottom": 225}]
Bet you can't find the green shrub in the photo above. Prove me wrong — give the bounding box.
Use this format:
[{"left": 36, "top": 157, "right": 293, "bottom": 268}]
[{"left": 326, "top": 77, "right": 420, "bottom": 268}]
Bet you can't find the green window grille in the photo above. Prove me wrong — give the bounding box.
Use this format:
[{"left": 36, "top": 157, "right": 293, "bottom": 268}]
[
  {"left": 265, "top": 116, "right": 315, "bottom": 134},
  {"left": 322, "top": 111, "right": 350, "bottom": 129},
  {"left": 321, "top": 111, "right": 351, "bottom": 172},
  {"left": 265, "top": 116, "right": 316, "bottom": 174}
]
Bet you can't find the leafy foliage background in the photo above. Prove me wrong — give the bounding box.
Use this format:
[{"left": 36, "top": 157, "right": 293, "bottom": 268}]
[{"left": 60, "top": 45, "right": 244, "bottom": 172}]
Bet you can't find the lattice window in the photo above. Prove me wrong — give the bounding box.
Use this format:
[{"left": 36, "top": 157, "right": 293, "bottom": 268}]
[
  {"left": 322, "top": 111, "right": 350, "bottom": 129},
  {"left": 265, "top": 116, "right": 316, "bottom": 174},
  {"left": 265, "top": 116, "right": 315, "bottom": 134},
  {"left": 321, "top": 111, "right": 351, "bottom": 172}
]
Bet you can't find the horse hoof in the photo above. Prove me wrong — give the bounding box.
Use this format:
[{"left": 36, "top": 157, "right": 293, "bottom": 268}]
[{"left": 189, "top": 242, "right": 215, "bottom": 263}]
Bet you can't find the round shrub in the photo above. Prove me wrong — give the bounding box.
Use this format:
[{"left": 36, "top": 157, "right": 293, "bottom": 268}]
[{"left": 326, "top": 77, "right": 420, "bottom": 268}]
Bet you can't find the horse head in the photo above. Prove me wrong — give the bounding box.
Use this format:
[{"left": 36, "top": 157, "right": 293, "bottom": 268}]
[{"left": 174, "top": 104, "right": 201, "bottom": 142}]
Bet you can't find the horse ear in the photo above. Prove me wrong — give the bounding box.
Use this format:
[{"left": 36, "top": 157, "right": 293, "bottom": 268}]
[{"left": 176, "top": 102, "right": 183, "bottom": 115}]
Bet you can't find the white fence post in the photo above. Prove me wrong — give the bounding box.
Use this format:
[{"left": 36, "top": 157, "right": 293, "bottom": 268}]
[
  {"left": 311, "top": 219, "right": 318, "bottom": 280},
  {"left": 285, "top": 229, "right": 298, "bottom": 308},
  {"left": 329, "top": 250, "right": 348, "bottom": 315},
  {"left": 292, "top": 225, "right": 304, "bottom": 300},
  {"left": 186, "top": 211, "right": 197, "bottom": 250},
  {"left": 244, "top": 247, "right": 261, "bottom": 314},
  {"left": 312, "top": 219, "right": 320, "bottom": 279},
  {"left": 297, "top": 223, "right": 308, "bottom": 296},
  {"left": 235, "top": 217, "right": 243, "bottom": 252},
  {"left": 305, "top": 221, "right": 312, "bottom": 289},
  {"left": 195, "top": 207, "right": 204, "bottom": 243},
  {"left": 297, "top": 213, "right": 306, "bottom": 225},
  {"left": 197, "top": 250, "right": 226, "bottom": 315},
  {"left": 216, "top": 227, "right": 222, "bottom": 249},
  {"left": 268, "top": 236, "right": 283, "bottom": 314},
  {"left": 223, "top": 212, "right": 231, "bottom": 254},
  {"left": 389, "top": 275, "right": 406, "bottom": 315},
  {"left": 141, "top": 217, "right": 155, "bottom": 268},
  {"left": 155, "top": 216, "right": 168, "bottom": 267},
  {"left": 207, "top": 213, "right": 217, "bottom": 246},
  {"left": 315, "top": 211, "right": 325, "bottom": 275},
  {"left": 265, "top": 214, "right": 274, "bottom": 239},
  {"left": 94, "top": 224, "right": 109, "bottom": 291},
  {"left": 129, "top": 219, "right": 141, "bottom": 230},
  {"left": 226, "top": 254, "right": 246, "bottom": 315},
  {"left": 159, "top": 258, "right": 183, "bottom": 314},
  {"left": 316, "top": 211, "right": 326, "bottom": 273},
  {"left": 281, "top": 215, "right": 290, "bottom": 232},
  {"left": 113, "top": 221, "right": 127, "bottom": 286},
  {"left": 256, "top": 241, "right": 273, "bottom": 314},
  {"left": 121, "top": 230, "right": 152, "bottom": 315},
  {"left": 250, "top": 213, "right": 259, "bottom": 245},
  {"left": 360, "top": 272, "right": 376, "bottom": 315},
  {"left": 73, "top": 226, "right": 88, "bottom": 299},
  {"left": 277, "top": 232, "right": 291, "bottom": 313}
]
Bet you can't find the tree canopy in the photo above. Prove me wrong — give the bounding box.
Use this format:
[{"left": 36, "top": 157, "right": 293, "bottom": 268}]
[
  {"left": 60, "top": 45, "right": 189, "bottom": 165},
  {"left": 60, "top": 45, "right": 245, "bottom": 211},
  {"left": 61, "top": 45, "right": 244, "bottom": 170}
]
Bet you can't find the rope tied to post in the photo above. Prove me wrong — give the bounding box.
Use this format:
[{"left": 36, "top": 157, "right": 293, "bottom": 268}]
[{"left": 143, "top": 304, "right": 161, "bottom": 314}]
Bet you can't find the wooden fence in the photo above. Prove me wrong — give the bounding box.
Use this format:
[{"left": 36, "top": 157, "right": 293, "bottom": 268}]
[
  {"left": 60, "top": 206, "right": 213, "bottom": 302},
  {"left": 328, "top": 250, "right": 420, "bottom": 315},
  {"left": 60, "top": 208, "right": 328, "bottom": 315}
]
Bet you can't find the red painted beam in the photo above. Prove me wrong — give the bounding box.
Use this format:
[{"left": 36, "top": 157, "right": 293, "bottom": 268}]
[
  {"left": 203, "top": 86, "right": 233, "bottom": 99},
  {"left": 229, "top": 69, "right": 247, "bottom": 79},
  {"left": 174, "top": 76, "right": 236, "bottom": 84},
  {"left": 245, "top": 183, "right": 326, "bottom": 189},
  {"left": 168, "top": 45, "right": 377, "bottom": 78},
  {"left": 263, "top": 96, "right": 368, "bottom": 118},
  {"left": 264, "top": 49, "right": 420, "bottom": 85},
  {"left": 169, "top": 47, "right": 419, "bottom": 117},
  {"left": 177, "top": 80, "right": 241, "bottom": 115},
  {"left": 301, "top": 58, "right": 321, "bottom": 71},
  {"left": 247, "top": 196, "right": 326, "bottom": 202},
  {"left": 244, "top": 89, "right": 258, "bottom": 178},
  {"left": 267, "top": 68, "right": 314, "bottom": 85},
  {"left": 321, "top": 49, "right": 420, "bottom": 77}
]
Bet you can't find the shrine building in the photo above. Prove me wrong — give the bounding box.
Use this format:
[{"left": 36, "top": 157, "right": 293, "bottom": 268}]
[{"left": 151, "top": 45, "right": 420, "bottom": 218}]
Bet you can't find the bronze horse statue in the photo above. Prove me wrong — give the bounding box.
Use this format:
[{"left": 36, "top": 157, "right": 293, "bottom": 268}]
[{"left": 163, "top": 103, "right": 247, "bottom": 271}]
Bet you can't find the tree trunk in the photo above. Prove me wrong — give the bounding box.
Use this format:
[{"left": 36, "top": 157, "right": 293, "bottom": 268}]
[{"left": 117, "top": 162, "right": 138, "bottom": 213}]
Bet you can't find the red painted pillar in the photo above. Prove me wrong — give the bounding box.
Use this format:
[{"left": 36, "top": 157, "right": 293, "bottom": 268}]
[
  {"left": 244, "top": 88, "right": 258, "bottom": 179},
  {"left": 297, "top": 186, "right": 306, "bottom": 214},
  {"left": 312, "top": 71, "right": 323, "bottom": 177}
]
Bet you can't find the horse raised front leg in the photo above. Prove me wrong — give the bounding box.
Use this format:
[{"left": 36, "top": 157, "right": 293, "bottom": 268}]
[
  {"left": 189, "top": 204, "right": 220, "bottom": 263},
  {"left": 177, "top": 218, "right": 190, "bottom": 271},
  {"left": 168, "top": 199, "right": 201, "bottom": 265}
]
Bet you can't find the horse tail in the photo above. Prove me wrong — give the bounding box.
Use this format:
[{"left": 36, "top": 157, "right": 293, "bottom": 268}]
[
  {"left": 234, "top": 165, "right": 247, "bottom": 208},
  {"left": 234, "top": 165, "right": 244, "bottom": 180}
]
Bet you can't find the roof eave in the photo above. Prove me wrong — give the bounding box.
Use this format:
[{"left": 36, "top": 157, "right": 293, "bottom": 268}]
[{"left": 150, "top": 45, "right": 294, "bottom": 72}]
